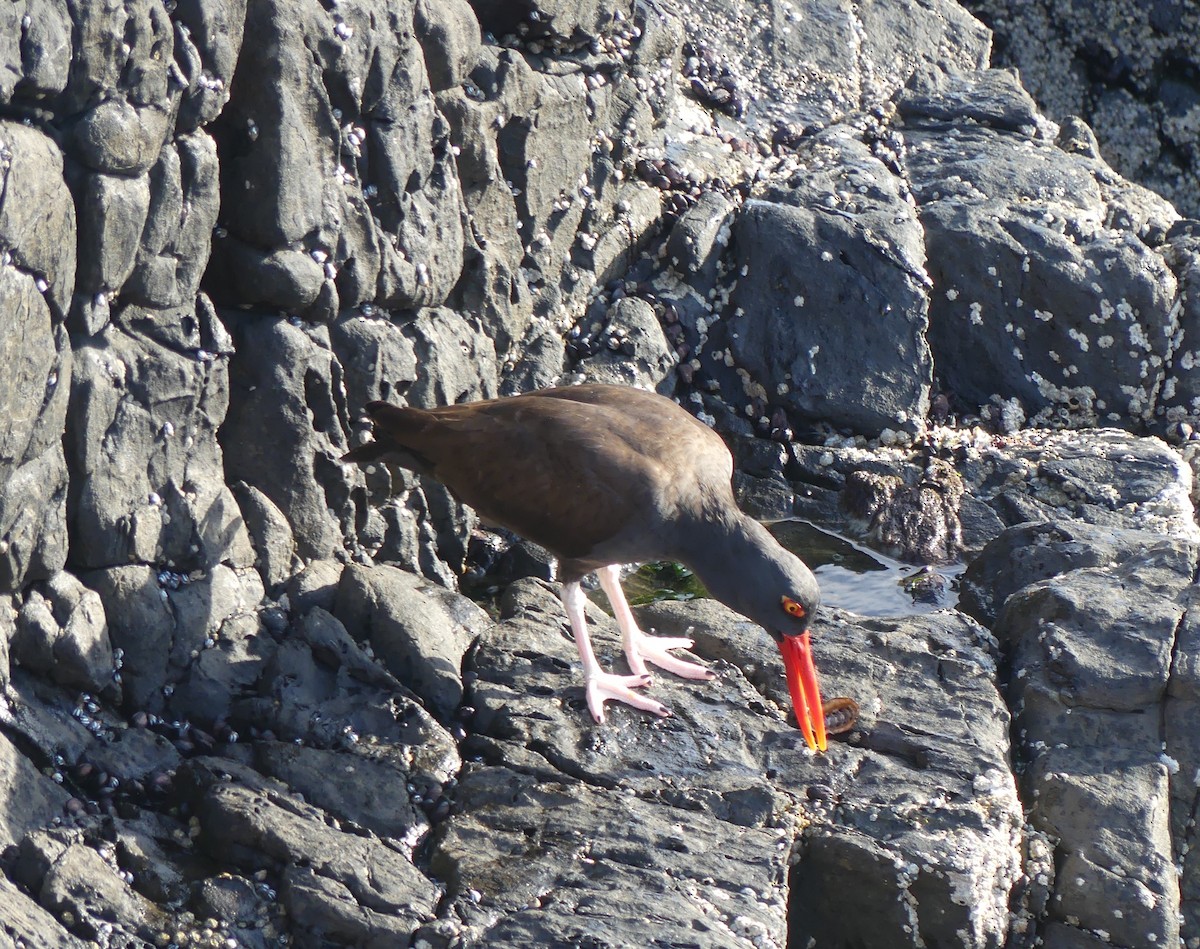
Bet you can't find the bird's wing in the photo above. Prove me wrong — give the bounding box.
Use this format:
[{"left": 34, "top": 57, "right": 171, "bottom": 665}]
[{"left": 361, "top": 396, "right": 662, "bottom": 560}]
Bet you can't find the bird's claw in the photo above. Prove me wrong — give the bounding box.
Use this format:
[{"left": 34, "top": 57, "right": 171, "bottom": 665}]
[
  {"left": 629, "top": 629, "right": 716, "bottom": 681},
  {"left": 584, "top": 671, "right": 670, "bottom": 723}
]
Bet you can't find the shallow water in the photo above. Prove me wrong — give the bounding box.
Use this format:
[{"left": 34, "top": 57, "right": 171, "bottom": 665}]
[
  {"left": 622, "top": 519, "right": 963, "bottom": 617},
  {"left": 766, "top": 519, "right": 964, "bottom": 617}
]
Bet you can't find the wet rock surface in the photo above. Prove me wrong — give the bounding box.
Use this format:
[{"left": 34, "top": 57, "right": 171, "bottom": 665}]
[{"left": 1, "top": 1, "right": 1200, "bottom": 948}]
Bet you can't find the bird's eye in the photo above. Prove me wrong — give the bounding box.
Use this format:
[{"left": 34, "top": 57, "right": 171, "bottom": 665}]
[{"left": 781, "top": 596, "right": 806, "bottom": 619}]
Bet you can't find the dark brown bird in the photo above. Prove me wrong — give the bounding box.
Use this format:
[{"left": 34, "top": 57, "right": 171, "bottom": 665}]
[{"left": 343, "top": 383, "right": 827, "bottom": 750}]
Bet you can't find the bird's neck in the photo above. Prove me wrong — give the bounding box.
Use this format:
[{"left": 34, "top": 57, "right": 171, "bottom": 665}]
[{"left": 673, "top": 508, "right": 781, "bottom": 623}]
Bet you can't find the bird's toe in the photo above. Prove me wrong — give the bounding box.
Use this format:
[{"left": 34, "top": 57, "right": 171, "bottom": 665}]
[
  {"left": 585, "top": 671, "right": 673, "bottom": 721},
  {"left": 632, "top": 633, "right": 714, "bottom": 681}
]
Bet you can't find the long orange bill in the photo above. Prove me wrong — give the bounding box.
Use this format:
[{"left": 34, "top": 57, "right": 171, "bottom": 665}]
[{"left": 779, "top": 631, "right": 827, "bottom": 752}]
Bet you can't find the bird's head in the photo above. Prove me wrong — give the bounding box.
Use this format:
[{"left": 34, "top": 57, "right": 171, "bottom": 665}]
[
  {"left": 761, "top": 556, "right": 825, "bottom": 752},
  {"left": 771, "top": 591, "right": 826, "bottom": 752},
  {"left": 688, "top": 517, "right": 827, "bottom": 750}
]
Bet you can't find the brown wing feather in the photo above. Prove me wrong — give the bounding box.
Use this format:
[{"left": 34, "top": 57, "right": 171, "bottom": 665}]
[{"left": 354, "top": 386, "right": 735, "bottom": 564}]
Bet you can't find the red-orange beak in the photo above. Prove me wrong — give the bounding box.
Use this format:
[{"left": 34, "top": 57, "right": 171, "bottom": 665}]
[{"left": 778, "top": 630, "right": 827, "bottom": 751}]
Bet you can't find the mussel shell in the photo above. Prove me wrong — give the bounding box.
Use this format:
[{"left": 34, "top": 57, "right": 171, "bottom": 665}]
[{"left": 822, "top": 696, "right": 860, "bottom": 736}]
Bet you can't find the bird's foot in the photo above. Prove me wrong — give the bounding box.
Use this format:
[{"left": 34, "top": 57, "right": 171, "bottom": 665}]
[
  {"left": 584, "top": 671, "right": 670, "bottom": 724},
  {"left": 628, "top": 627, "right": 716, "bottom": 681}
]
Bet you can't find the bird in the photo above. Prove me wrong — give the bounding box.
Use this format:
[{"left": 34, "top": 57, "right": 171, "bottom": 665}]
[{"left": 342, "top": 383, "right": 828, "bottom": 751}]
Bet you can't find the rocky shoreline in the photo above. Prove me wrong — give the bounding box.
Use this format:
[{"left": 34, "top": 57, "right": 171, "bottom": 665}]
[{"left": 2, "top": 1, "right": 1200, "bottom": 947}]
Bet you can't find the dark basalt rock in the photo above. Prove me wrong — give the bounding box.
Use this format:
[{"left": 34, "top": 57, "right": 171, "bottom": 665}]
[
  {"left": 3, "top": 0, "right": 1200, "bottom": 946},
  {"left": 841, "top": 458, "right": 964, "bottom": 563}
]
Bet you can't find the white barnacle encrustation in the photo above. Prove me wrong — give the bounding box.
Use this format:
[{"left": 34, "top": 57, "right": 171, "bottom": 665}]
[{"left": 1128, "top": 321, "right": 1152, "bottom": 352}]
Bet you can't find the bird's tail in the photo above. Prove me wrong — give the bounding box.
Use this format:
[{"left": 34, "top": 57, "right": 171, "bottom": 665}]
[{"left": 341, "top": 401, "right": 436, "bottom": 476}]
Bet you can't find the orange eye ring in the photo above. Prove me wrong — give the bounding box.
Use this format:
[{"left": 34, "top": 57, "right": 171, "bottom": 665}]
[{"left": 781, "top": 596, "right": 806, "bottom": 619}]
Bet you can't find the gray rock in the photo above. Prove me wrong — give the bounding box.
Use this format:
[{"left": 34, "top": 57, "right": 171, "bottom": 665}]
[
  {"left": 286, "top": 560, "right": 344, "bottom": 615},
  {"left": 670, "top": 0, "right": 989, "bottom": 130},
  {"left": 414, "top": 0, "right": 481, "bottom": 92},
  {"left": 334, "top": 563, "right": 491, "bottom": 720},
  {"left": 254, "top": 740, "right": 430, "bottom": 843},
  {"left": 14, "top": 827, "right": 165, "bottom": 942},
  {"left": 0, "top": 874, "right": 84, "bottom": 949},
  {"left": 14, "top": 572, "right": 113, "bottom": 694},
  {"left": 169, "top": 607, "right": 271, "bottom": 725},
  {"left": 332, "top": 308, "right": 499, "bottom": 577},
  {"left": 192, "top": 872, "right": 278, "bottom": 937},
  {"left": 909, "top": 116, "right": 1180, "bottom": 427},
  {"left": 86, "top": 727, "right": 183, "bottom": 794},
  {"left": 401, "top": 307, "right": 499, "bottom": 410},
  {"left": 665, "top": 189, "right": 735, "bottom": 280},
  {"left": 899, "top": 67, "right": 1040, "bottom": 133},
  {"left": 729, "top": 129, "right": 932, "bottom": 435},
  {"left": 60, "top": 0, "right": 172, "bottom": 117},
  {"left": 434, "top": 79, "right": 532, "bottom": 349},
  {"left": 67, "top": 319, "right": 252, "bottom": 572},
  {"left": 841, "top": 458, "right": 964, "bottom": 563},
  {"left": 1159, "top": 223, "right": 1200, "bottom": 426},
  {"left": 0, "top": 664, "right": 99, "bottom": 768},
  {"left": 209, "top": 0, "right": 331, "bottom": 248},
  {"left": 216, "top": 241, "right": 327, "bottom": 314},
  {"left": 0, "top": 2, "right": 69, "bottom": 104},
  {"left": 0, "top": 730, "right": 70, "bottom": 849},
  {"left": 955, "top": 426, "right": 1200, "bottom": 947},
  {"left": 221, "top": 316, "right": 356, "bottom": 563},
  {"left": 470, "top": 0, "right": 635, "bottom": 42},
  {"left": 993, "top": 542, "right": 1196, "bottom": 949},
  {"left": 432, "top": 765, "right": 791, "bottom": 948},
  {"left": 961, "top": 0, "right": 1200, "bottom": 218},
  {"left": 631, "top": 596, "right": 1024, "bottom": 949},
  {"left": 0, "top": 283, "right": 69, "bottom": 592},
  {"left": 576, "top": 296, "right": 677, "bottom": 388},
  {"left": 999, "top": 541, "right": 1191, "bottom": 711},
  {"left": 126, "top": 134, "right": 221, "bottom": 309},
  {"left": 281, "top": 864, "right": 422, "bottom": 949},
  {"left": 171, "top": 0, "right": 248, "bottom": 131},
  {"left": 330, "top": 310, "right": 420, "bottom": 410},
  {"left": 77, "top": 565, "right": 172, "bottom": 712},
  {"left": 957, "top": 428, "right": 1198, "bottom": 539},
  {"left": 960, "top": 520, "right": 1172, "bottom": 625},
  {"left": 109, "top": 815, "right": 189, "bottom": 905},
  {"left": 83, "top": 564, "right": 264, "bottom": 714},
  {"left": 288, "top": 606, "right": 394, "bottom": 687},
  {"left": 230, "top": 481, "right": 297, "bottom": 590},
  {"left": 0, "top": 262, "right": 70, "bottom": 481},
  {"left": 4, "top": 0, "right": 1200, "bottom": 944},
  {"left": 183, "top": 756, "right": 441, "bottom": 929},
  {"left": 1168, "top": 585, "right": 1200, "bottom": 948},
  {"left": 0, "top": 121, "right": 77, "bottom": 321},
  {"left": 443, "top": 579, "right": 1023, "bottom": 947},
  {"left": 499, "top": 321, "right": 567, "bottom": 394},
  {"left": 211, "top": 0, "right": 467, "bottom": 315},
  {"left": 73, "top": 99, "right": 170, "bottom": 176},
  {"left": 237, "top": 604, "right": 462, "bottom": 787}
]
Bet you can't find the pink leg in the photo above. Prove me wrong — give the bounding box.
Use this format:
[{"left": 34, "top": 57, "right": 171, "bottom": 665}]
[
  {"left": 560, "top": 581, "right": 670, "bottom": 723},
  {"left": 596, "top": 566, "right": 716, "bottom": 682}
]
